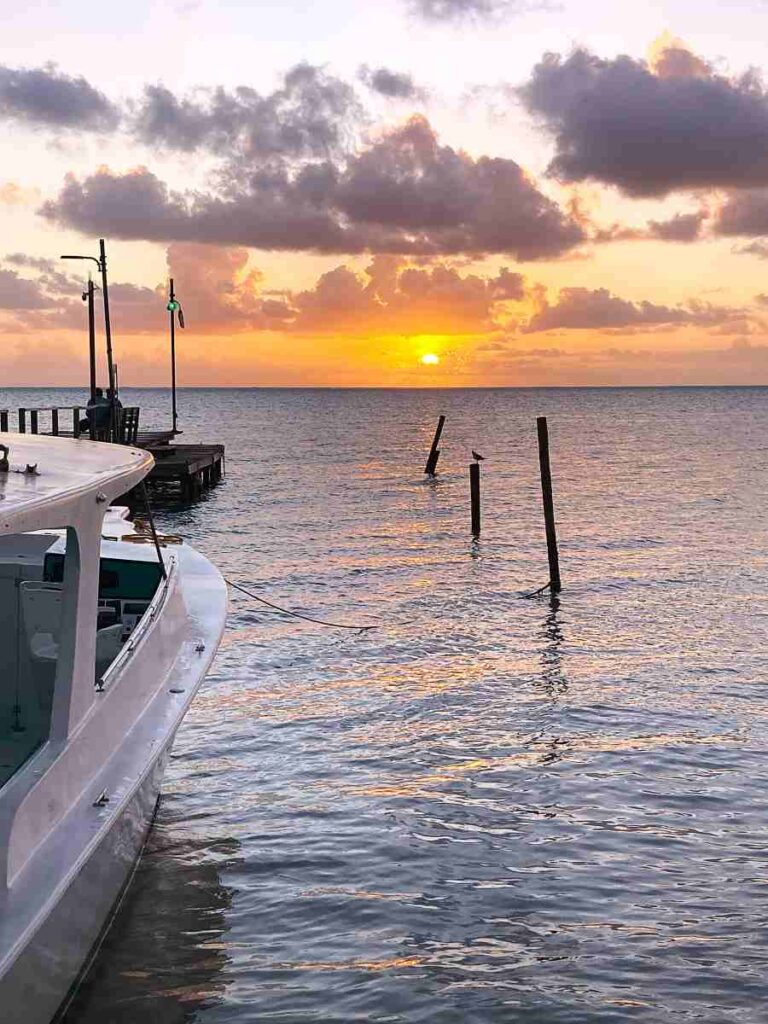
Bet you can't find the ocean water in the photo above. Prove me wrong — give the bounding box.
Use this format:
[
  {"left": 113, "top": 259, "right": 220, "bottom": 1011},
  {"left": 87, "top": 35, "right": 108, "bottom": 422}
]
[{"left": 5, "top": 385, "right": 768, "bottom": 1023}]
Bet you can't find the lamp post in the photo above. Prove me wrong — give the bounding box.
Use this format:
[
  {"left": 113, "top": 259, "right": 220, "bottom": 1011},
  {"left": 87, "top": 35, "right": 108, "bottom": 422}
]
[
  {"left": 81, "top": 277, "right": 98, "bottom": 439},
  {"left": 81, "top": 277, "right": 96, "bottom": 404},
  {"left": 167, "top": 279, "right": 184, "bottom": 434},
  {"left": 61, "top": 238, "right": 116, "bottom": 438}
]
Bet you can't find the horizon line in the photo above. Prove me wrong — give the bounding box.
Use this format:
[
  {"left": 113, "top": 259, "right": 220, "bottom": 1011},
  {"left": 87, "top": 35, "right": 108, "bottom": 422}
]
[{"left": 4, "top": 383, "right": 768, "bottom": 391}]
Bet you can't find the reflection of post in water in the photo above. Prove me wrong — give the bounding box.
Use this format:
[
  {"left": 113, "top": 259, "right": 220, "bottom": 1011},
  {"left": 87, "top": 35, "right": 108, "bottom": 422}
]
[
  {"left": 62, "top": 827, "right": 239, "bottom": 1024},
  {"left": 539, "top": 595, "right": 568, "bottom": 697}
]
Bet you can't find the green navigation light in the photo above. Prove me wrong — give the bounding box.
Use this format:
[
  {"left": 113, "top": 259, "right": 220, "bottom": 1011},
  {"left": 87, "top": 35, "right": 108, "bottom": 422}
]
[{"left": 167, "top": 300, "right": 180, "bottom": 311}]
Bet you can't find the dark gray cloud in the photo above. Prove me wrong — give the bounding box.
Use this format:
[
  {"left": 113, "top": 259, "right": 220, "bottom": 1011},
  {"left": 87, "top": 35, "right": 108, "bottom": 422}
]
[
  {"left": 0, "top": 268, "right": 51, "bottom": 309},
  {"left": 5, "top": 253, "right": 59, "bottom": 273},
  {"left": 132, "top": 64, "right": 361, "bottom": 162},
  {"left": 647, "top": 211, "right": 706, "bottom": 242},
  {"left": 523, "top": 286, "right": 736, "bottom": 333},
  {"left": 0, "top": 64, "right": 119, "bottom": 130},
  {"left": 0, "top": 62, "right": 360, "bottom": 163},
  {"left": 358, "top": 66, "right": 420, "bottom": 99},
  {"left": 42, "top": 116, "right": 584, "bottom": 260},
  {"left": 520, "top": 48, "right": 768, "bottom": 197},
  {"left": 592, "top": 210, "right": 707, "bottom": 244},
  {"left": 714, "top": 190, "right": 768, "bottom": 237},
  {"left": 409, "top": 0, "right": 529, "bottom": 21}
]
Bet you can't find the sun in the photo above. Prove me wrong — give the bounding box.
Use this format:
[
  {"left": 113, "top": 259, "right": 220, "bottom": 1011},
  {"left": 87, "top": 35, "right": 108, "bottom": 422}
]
[{"left": 420, "top": 353, "right": 440, "bottom": 366}]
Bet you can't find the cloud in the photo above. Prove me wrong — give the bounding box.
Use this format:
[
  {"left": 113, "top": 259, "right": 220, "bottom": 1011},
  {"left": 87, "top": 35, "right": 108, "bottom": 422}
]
[
  {"left": 649, "top": 37, "right": 711, "bottom": 80},
  {"left": 0, "top": 268, "right": 52, "bottom": 310},
  {"left": 592, "top": 210, "right": 707, "bottom": 245},
  {"left": 0, "top": 61, "right": 581, "bottom": 260},
  {"left": 1, "top": 242, "right": 528, "bottom": 342},
  {"left": 731, "top": 239, "right": 768, "bottom": 258},
  {"left": 358, "top": 66, "right": 421, "bottom": 100},
  {"left": 132, "top": 64, "right": 361, "bottom": 162},
  {"left": 292, "top": 256, "right": 524, "bottom": 335},
  {"left": 42, "top": 117, "right": 584, "bottom": 259},
  {"left": 162, "top": 242, "right": 293, "bottom": 331},
  {"left": 523, "top": 286, "right": 736, "bottom": 333},
  {"left": 0, "top": 63, "right": 119, "bottom": 130},
  {"left": 0, "top": 62, "right": 362, "bottom": 165},
  {"left": 647, "top": 211, "right": 705, "bottom": 242},
  {"left": 714, "top": 190, "right": 768, "bottom": 238},
  {"left": 408, "top": 0, "right": 531, "bottom": 21},
  {"left": 520, "top": 46, "right": 768, "bottom": 197},
  {"left": 0, "top": 181, "right": 40, "bottom": 206}
]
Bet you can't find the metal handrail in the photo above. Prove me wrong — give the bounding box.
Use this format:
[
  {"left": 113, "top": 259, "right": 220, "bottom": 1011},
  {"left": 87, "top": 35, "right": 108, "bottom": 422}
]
[{"left": 0, "top": 405, "right": 141, "bottom": 442}]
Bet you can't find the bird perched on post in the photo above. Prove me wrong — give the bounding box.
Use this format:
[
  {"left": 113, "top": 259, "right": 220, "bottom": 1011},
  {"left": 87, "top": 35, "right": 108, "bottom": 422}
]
[{"left": 471, "top": 450, "right": 485, "bottom": 462}]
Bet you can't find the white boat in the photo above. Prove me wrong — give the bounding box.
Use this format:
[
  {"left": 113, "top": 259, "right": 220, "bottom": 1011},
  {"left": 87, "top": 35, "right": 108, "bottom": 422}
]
[{"left": 0, "top": 433, "right": 227, "bottom": 1023}]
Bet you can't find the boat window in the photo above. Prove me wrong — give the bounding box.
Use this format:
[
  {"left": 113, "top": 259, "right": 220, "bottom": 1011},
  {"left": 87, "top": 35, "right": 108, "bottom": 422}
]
[
  {"left": 0, "top": 532, "right": 63, "bottom": 789},
  {"left": 44, "top": 553, "right": 162, "bottom": 601}
]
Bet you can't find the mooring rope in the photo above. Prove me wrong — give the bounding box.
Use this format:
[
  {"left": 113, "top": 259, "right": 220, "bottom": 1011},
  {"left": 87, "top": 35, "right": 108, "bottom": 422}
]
[{"left": 225, "top": 578, "right": 378, "bottom": 631}]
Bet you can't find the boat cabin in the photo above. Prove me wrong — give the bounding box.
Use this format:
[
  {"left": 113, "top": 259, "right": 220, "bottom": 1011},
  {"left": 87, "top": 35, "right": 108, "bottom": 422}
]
[{"left": 0, "top": 516, "right": 166, "bottom": 789}]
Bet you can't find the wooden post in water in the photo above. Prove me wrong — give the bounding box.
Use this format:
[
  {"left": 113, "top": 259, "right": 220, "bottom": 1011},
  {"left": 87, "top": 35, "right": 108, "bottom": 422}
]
[
  {"left": 51, "top": 408, "right": 59, "bottom": 436},
  {"left": 536, "top": 416, "right": 562, "bottom": 594},
  {"left": 424, "top": 414, "right": 445, "bottom": 476},
  {"left": 18, "top": 409, "right": 26, "bottom": 433},
  {"left": 470, "top": 461, "right": 481, "bottom": 537},
  {"left": 0, "top": 411, "right": 7, "bottom": 432},
  {"left": 30, "top": 410, "right": 38, "bottom": 434}
]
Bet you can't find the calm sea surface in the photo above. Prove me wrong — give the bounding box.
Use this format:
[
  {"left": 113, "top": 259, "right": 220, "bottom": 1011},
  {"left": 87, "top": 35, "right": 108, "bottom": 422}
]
[{"left": 5, "top": 385, "right": 768, "bottom": 1023}]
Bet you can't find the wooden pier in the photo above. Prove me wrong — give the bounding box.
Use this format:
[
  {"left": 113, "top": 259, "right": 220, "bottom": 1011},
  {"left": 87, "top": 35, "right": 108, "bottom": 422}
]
[
  {"left": 146, "top": 444, "right": 224, "bottom": 500},
  {"left": 0, "top": 405, "right": 224, "bottom": 503}
]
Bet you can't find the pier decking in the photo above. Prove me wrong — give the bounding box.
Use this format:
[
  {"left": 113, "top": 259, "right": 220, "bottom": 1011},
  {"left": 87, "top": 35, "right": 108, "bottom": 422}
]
[
  {"left": 147, "top": 444, "right": 225, "bottom": 500},
  {"left": 0, "top": 406, "right": 224, "bottom": 503}
]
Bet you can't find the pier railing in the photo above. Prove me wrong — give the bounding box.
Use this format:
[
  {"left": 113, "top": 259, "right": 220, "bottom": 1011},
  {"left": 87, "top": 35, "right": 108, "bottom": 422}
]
[{"left": 0, "top": 406, "right": 140, "bottom": 444}]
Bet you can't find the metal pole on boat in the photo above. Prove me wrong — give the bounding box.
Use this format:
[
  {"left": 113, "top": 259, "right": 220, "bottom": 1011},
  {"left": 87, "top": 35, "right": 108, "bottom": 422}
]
[
  {"left": 169, "top": 278, "right": 178, "bottom": 435},
  {"left": 140, "top": 481, "right": 167, "bottom": 579}
]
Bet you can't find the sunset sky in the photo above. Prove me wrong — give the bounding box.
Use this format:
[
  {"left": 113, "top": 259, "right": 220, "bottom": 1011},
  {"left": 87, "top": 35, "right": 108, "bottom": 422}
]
[{"left": 5, "top": 0, "right": 768, "bottom": 386}]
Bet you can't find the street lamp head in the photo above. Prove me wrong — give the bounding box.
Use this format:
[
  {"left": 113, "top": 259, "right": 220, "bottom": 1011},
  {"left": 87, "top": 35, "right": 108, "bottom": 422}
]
[{"left": 61, "top": 254, "right": 102, "bottom": 269}]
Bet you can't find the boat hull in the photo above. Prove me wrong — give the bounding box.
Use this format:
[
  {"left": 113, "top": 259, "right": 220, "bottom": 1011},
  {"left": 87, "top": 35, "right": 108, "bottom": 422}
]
[{"left": 1, "top": 740, "right": 172, "bottom": 1024}]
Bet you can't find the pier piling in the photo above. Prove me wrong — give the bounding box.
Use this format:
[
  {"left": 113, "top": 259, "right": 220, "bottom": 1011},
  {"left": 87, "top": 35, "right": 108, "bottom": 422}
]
[
  {"left": 424, "top": 415, "right": 445, "bottom": 477},
  {"left": 470, "top": 461, "right": 481, "bottom": 537},
  {"left": 536, "top": 416, "right": 562, "bottom": 594}
]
